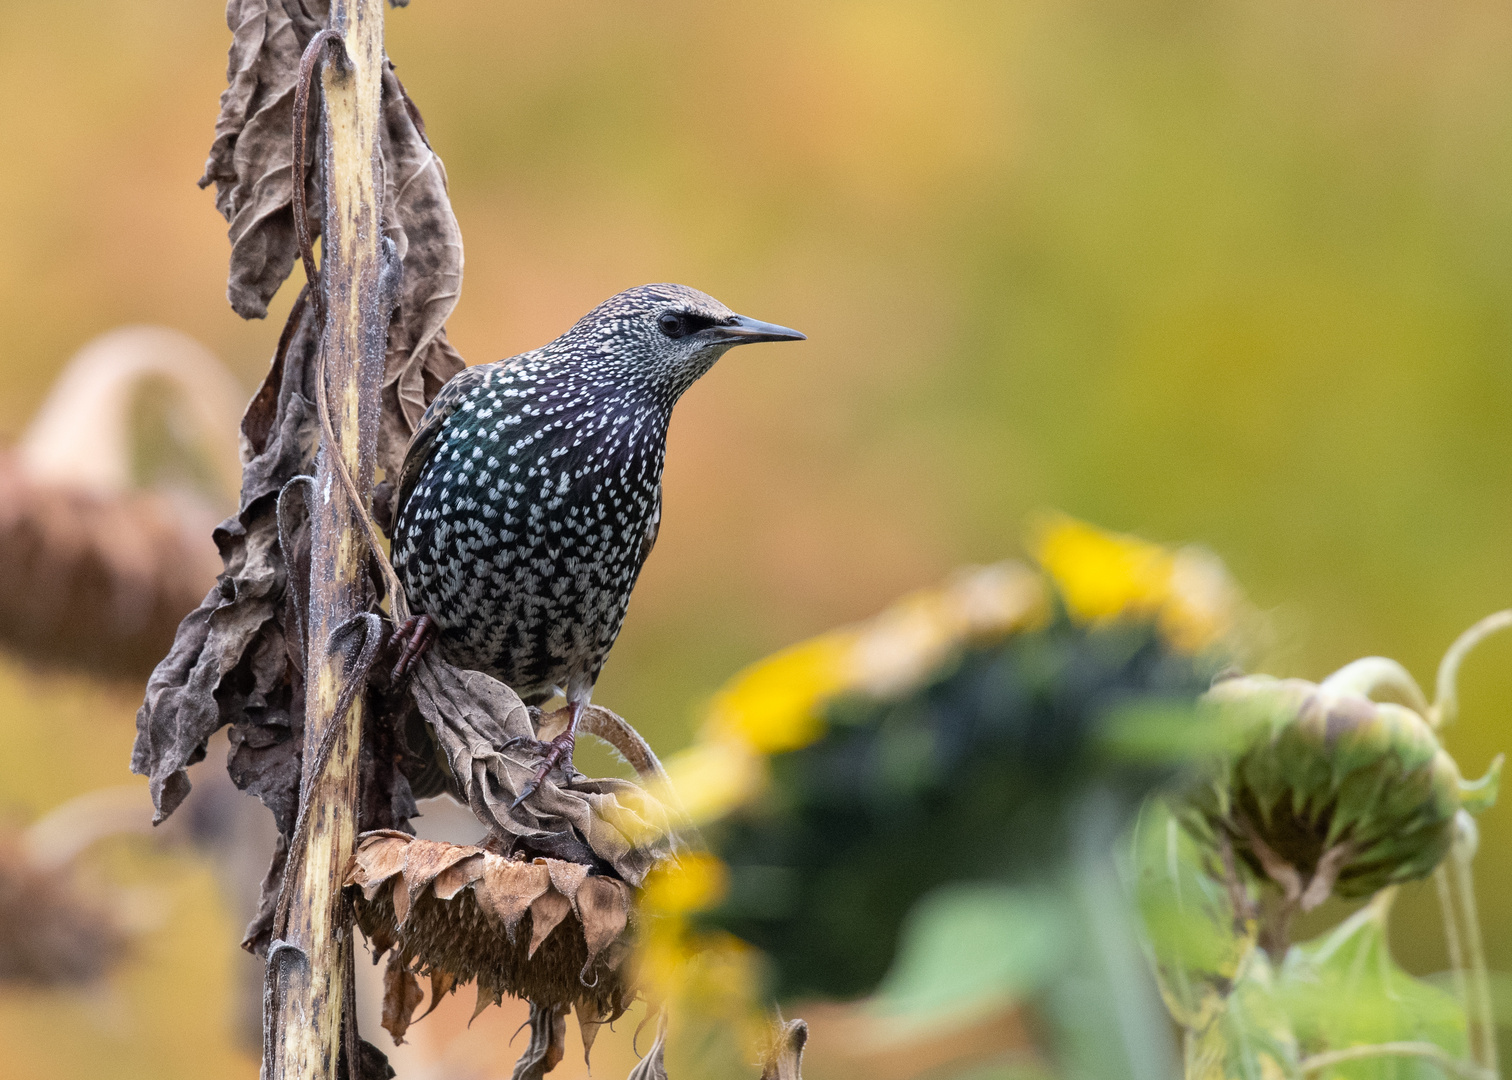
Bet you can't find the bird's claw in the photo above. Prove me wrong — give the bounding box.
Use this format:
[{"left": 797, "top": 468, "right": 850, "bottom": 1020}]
[
  {"left": 389, "top": 614, "right": 438, "bottom": 682},
  {"left": 511, "top": 730, "right": 576, "bottom": 809}
]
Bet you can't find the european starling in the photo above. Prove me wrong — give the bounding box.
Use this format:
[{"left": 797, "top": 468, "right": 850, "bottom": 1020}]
[{"left": 390, "top": 284, "right": 804, "bottom": 798}]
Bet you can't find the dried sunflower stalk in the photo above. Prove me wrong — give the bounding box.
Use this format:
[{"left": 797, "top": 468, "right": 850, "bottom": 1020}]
[{"left": 135, "top": 0, "right": 469, "bottom": 955}]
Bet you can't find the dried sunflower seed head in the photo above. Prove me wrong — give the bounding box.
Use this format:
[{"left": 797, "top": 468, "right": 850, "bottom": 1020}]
[
  {"left": 0, "top": 828, "right": 126, "bottom": 986},
  {"left": 345, "top": 831, "right": 642, "bottom": 1047}
]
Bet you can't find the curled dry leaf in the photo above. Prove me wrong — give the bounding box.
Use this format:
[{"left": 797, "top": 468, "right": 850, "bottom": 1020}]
[
  {"left": 373, "top": 67, "right": 465, "bottom": 511},
  {"left": 199, "top": 0, "right": 464, "bottom": 517},
  {"left": 201, "top": 0, "right": 328, "bottom": 318},
  {"left": 133, "top": 297, "right": 320, "bottom": 829},
  {"left": 626, "top": 1010, "right": 669, "bottom": 1080},
  {"left": 410, "top": 655, "right": 674, "bottom": 885},
  {"left": 509, "top": 1003, "right": 567, "bottom": 1080},
  {"left": 346, "top": 831, "right": 641, "bottom": 1052}
]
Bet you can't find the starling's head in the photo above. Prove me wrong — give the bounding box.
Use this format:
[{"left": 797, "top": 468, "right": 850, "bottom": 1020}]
[{"left": 561, "top": 283, "right": 805, "bottom": 398}]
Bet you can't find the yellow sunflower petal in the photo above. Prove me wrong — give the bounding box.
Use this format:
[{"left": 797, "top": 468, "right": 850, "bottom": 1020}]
[
  {"left": 704, "top": 631, "right": 858, "bottom": 754},
  {"left": 1033, "top": 513, "right": 1175, "bottom": 623}
]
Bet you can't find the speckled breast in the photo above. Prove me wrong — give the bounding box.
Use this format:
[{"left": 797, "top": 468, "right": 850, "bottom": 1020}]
[{"left": 391, "top": 368, "right": 668, "bottom": 701}]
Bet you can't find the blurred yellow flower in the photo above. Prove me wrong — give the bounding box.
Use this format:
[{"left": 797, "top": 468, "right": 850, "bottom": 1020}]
[
  {"left": 1034, "top": 514, "right": 1175, "bottom": 622},
  {"left": 1164, "top": 546, "right": 1243, "bottom": 654},
  {"left": 1032, "top": 514, "right": 1238, "bottom": 653},
  {"left": 851, "top": 562, "right": 1045, "bottom": 696},
  {"left": 640, "top": 852, "right": 731, "bottom": 916},
  {"left": 704, "top": 631, "right": 858, "bottom": 754},
  {"left": 657, "top": 739, "right": 767, "bottom": 824},
  {"left": 635, "top": 855, "right": 767, "bottom": 1051},
  {"left": 657, "top": 517, "right": 1236, "bottom": 836}
]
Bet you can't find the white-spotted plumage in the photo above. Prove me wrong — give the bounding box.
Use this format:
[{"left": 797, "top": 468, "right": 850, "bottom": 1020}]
[{"left": 391, "top": 284, "right": 803, "bottom": 713}]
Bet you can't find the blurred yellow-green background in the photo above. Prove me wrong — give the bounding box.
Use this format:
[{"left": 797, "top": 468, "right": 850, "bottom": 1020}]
[{"left": 2, "top": 0, "right": 1511, "bottom": 1076}]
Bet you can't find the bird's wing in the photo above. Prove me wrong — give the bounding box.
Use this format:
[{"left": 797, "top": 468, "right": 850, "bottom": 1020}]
[{"left": 394, "top": 362, "right": 492, "bottom": 514}]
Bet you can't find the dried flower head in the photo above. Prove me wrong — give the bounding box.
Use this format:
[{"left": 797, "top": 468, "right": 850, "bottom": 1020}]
[
  {"left": 0, "top": 828, "right": 126, "bottom": 986},
  {"left": 346, "top": 831, "right": 639, "bottom": 1046}
]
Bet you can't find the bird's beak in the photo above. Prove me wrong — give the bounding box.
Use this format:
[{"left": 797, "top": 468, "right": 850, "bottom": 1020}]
[{"left": 710, "top": 314, "right": 807, "bottom": 345}]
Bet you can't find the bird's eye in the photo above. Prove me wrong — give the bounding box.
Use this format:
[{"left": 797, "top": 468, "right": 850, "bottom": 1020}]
[{"left": 658, "top": 313, "right": 687, "bottom": 338}]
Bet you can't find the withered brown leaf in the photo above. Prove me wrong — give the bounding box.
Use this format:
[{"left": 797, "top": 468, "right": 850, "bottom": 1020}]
[
  {"left": 199, "top": 0, "right": 464, "bottom": 521},
  {"left": 132, "top": 297, "right": 321, "bottom": 826},
  {"left": 474, "top": 858, "right": 551, "bottom": 935},
  {"left": 201, "top": 0, "right": 329, "bottom": 320},
  {"left": 374, "top": 68, "right": 465, "bottom": 506},
  {"left": 626, "top": 1011, "right": 669, "bottom": 1080},
  {"left": 409, "top": 656, "right": 674, "bottom": 886},
  {"left": 510, "top": 1003, "right": 567, "bottom": 1080},
  {"left": 380, "top": 952, "right": 425, "bottom": 1045}
]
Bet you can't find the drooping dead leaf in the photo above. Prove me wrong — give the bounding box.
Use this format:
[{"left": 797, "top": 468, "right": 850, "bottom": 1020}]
[
  {"left": 349, "top": 829, "right": 415, "bottom": 899},
  {"left": 475, "top": 859, "right": 551, "bottom": 936},
  {"left": 626, "top": 1010, "right": 669, "bottom": 1080},
  {"left": 373, "top": 68, "right": 465, "bottom": 509},
  {"left": 576, "top": 999, "right": 608, "bottom": 1068},
  {"left": 200, "top": 0, "right": 328, "bottom": 319},
  {"left": 380, "top": 952, "right": 425, "bottom": 1045},
  {"left": 509, "top": 1003, "right": 568, "bottom": 1080},
  {"left": 418, "top": 968, "right": 457, "bottom": 1023},
  {"left": 576, "top": 875, "right": 632, "bottom": 969},
  {"left": 528, "top": 890, "right": 573, "bottom": 960},
  {"left": 132, "top": 296, "right": 321, "bottom": 828},
  {"left": 199, "top": 0, "right": 464, "bottom": 520},
  {"left": 433, "top": 852, "right": 486, "bottom": 900},
  {"left": 398, "top": 838, "right": 480, "bottom": 926}
]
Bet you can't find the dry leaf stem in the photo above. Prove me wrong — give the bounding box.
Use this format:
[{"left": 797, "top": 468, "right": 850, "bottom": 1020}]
[{"left": 268, "top": 2, "right": 391, "bottom": 1077}]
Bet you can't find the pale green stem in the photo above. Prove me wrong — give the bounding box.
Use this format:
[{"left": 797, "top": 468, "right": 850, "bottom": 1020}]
[
  {"left": 1299, "top": 1041, "right": 1495, "bottom": 1080},
  {"left": 1452, "top": 828, "right": 1499, "bottom": 1075},
  {"left": 1073, "top": 789, "right": 1181, "bottom": 1080},
  {"left": 1436, "top": 865, "right": 1472, "bottom": 1040},
  {"left": 1432, "top": 610, "right": 1512, "bottom": 728},
  {"left": 1319, "top": 657, "right": 1429, "bottom": 715}
]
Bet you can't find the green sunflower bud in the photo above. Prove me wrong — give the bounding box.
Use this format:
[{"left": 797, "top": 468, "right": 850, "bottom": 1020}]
[{"left": 1191, "top": 675, "right": 1499, "bottom": 912}]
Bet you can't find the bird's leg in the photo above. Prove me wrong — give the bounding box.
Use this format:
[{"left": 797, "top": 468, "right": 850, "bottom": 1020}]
[
  {"left": 512, "top": 697, "right": 586, "bottom": 809},
  {"left": 388, "top": 614, "right": 438, "bottom": 682}
]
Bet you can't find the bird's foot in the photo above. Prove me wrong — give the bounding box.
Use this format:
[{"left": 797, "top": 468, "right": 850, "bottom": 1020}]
[
  {"left": 512, "top": 729, "right": 577, "bottom": 809},
  {"left": 388, "top": 614, "right": 438, "bottom": 682}
]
